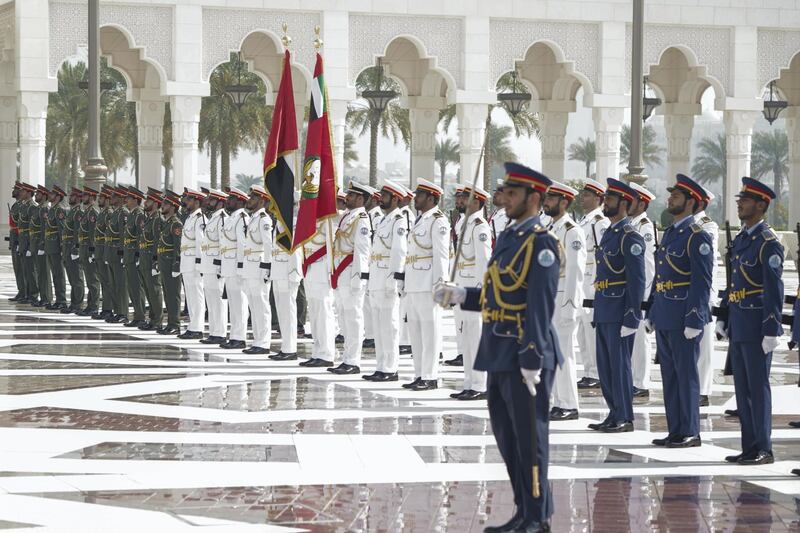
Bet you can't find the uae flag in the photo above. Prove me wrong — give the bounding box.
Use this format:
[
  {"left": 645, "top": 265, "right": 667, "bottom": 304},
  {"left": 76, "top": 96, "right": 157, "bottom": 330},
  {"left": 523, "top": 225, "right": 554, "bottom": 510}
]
[
  {"left": 263, "top": 50, "right": 299, "bottom": 252},
  {"left": 292, "top": 52, "right": 338, "bottom": 251}
]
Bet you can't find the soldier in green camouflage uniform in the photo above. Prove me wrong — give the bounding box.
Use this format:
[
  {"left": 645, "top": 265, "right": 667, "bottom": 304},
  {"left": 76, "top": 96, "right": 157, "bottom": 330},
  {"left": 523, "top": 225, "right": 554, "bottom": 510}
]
[
  {"left": 157, "top": 191, "right": 183, "bottom": 335},
  {"left": 105, "top": 187, "right": 129, "bottom": 323},
  {"left": 139, "top": 188, "right": 164, "bottom": 330},
  {"left": 122, "top": 187, "right": 147, "bottom": 328},
  {"left": 93, "top": 187, "right": 114, "bottom": 320},
  {"left": 78, "top": 187, "right": 100, "bottom": 316},
  {"left": 60, "top": 187, "right": 85, "bottom": 313},
  {"left": 16, "top": 184, "right": 38, "bottom": 303},
  {"left": 44, "top": 186, "right": 68, "bottom": 310},
  {"left": 31, "top": 186, "right": 51, "bottom": 307},
  {"left": 8, "top": 183, "right": 24, "bottom": 301}
]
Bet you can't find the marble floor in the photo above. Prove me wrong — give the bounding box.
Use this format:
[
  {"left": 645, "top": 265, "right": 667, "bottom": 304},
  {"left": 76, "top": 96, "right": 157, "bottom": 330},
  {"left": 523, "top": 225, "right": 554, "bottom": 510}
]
[{"left": 0, "top": 258, "right": 798, "bottom": 532}]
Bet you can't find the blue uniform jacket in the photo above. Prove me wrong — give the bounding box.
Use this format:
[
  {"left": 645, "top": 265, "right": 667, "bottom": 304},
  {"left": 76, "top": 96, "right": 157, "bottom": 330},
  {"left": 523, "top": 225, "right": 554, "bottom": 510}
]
[
  {"left": 593, "top": 218, "right": 646, "bottom": 328},
  {"left": 719, "top": 221, "right": 784, "bottom": 342},
  {"left": 461, "top": 216, "right": 563, "bottom": 372},
  {"left": 647, "top": 219, "right": 714, "bottom": 330}
]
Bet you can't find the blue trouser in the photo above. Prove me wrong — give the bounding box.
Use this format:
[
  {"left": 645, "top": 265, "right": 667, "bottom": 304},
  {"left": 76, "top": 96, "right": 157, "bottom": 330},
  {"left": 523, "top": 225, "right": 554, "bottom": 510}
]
[
  {"left": 595, "top": 322, "right": 634, "bottom": 424},
  {"left": 487, "top": 368, "right": 554, "bottom": 525},
  {"left": 656, "top": 329, "right": 702, "bottom": 438},
  {"left": 730, "top": 341, "right": 772, "bottom": 454}
]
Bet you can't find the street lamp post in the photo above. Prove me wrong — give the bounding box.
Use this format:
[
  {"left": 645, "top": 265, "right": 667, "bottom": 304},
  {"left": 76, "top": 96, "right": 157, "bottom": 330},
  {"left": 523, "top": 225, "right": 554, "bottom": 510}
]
[
  {"left": 626, "top": 0, "right": 647, "bottom": 185},
  {"left": 83, "top": 0, "right": 107, "bottom": 188}
]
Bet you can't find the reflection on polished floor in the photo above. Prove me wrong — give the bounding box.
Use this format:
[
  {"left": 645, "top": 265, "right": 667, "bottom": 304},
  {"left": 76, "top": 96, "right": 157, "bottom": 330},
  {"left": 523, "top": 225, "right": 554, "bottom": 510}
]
[{"left": 0, "top": 259, "right": 798, "bottom": 532}]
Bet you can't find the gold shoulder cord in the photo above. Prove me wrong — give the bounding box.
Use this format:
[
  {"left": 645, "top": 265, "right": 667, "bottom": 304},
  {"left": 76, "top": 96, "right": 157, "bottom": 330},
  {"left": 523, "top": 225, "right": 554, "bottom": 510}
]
[
  {"left": 412, "top": 218, "right": 434, "bottom": 250},
  {"left": 603, "top": 233, "right": 627, "bottom": 274},
  {"left": 485, "top": 234, "right": 536, "bottom": 312},
  {"left": 665, "top": 234, "right": 692, "bottom": 276}
]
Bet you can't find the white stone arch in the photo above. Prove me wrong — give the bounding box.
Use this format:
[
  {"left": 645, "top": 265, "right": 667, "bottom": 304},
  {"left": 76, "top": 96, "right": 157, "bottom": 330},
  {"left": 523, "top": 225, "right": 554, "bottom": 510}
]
[
  {"left": 771, "top": 51, "right": 800, "bottom": 107},
  {"left": 646, "top": 45, "right": 724, "bottom": 104},
  {"left": 757, "top": 29, "right": 800, "bottom": 100}
]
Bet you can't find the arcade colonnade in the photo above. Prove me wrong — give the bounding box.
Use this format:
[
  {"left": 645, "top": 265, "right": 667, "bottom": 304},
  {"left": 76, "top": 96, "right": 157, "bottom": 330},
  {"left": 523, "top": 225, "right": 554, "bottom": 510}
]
[{"left": 3, "top": 0, "right": 800, "bottom": 233}]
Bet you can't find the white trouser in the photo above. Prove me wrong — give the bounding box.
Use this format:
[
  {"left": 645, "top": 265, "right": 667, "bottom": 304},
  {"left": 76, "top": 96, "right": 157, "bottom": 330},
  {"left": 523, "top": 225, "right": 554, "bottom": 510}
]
[
  {"left": 698, "top": 319, "right": 715, "bottom": 396},
  {"left": 632, "top": 317, "right": 652, "bottom": 389},
  {"left": 399, "top": 293, "right": 410, "bottom": 345},
  {"left": 370, "top": 288, "right": 400, "bottom": 373},
  {"left": 552, "top": 320, "right": 580, "bottom": 410},
  {"left": 454, "top": 306, "right": 486, "bottom": 392},
  {"left": 363, "top": 289, "right": 374, "bottom": 339},
  {"left": 307, "top": 281, "right": 336, "bottom": 362},
  {"left": 183, "top": 270, "right": 205, "bottom": 332},
  {"left": 223, "top": 275, "right": 248, "bottom": 341},
  {"left": 336, "top": 278, "right": 366, "bottom": 366},
  {"left": 577, "top": 308, "right": 598, "bottom": 379},
  {"left": 202, "top": 273, "right": 227, "bottom": 338},
  {"left": 243, "top": 277, "right": 272, "bottom": 349},
  {"left": 406, "top": 291, "right": 442, "bottom": 380},
  {"left": 273, "top": 279, "right": 299, "bottom": 354}
]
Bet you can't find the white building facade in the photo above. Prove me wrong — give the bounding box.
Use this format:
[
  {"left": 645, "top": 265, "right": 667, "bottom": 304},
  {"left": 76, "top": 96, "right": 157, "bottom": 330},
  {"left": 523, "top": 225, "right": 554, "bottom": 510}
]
[{"left": 2, "top": 0, "right": 800, "bottom": 234}]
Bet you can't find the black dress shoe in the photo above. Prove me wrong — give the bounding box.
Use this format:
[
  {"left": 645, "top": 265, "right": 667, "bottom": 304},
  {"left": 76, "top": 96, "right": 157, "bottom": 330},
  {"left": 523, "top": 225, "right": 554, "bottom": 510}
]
[
  {"left": 699, "top": 395, "right": 709, "bottom": 407},
  {"left": 60, "top": 305, "right": 75, "bottom": 314},
  {"left": 52, "top": 302, "right": 68, "bottom": 311},
  {"left": 107, "top": 315, "right": 128, "bottom": 324},
  {"left": 372, "top": 371, "right": 399, "bottom": 382},
  {"left": 301, "top": 358, "right": 334, "bottom": 368},
  {"left": 32, "top": 300, "right": 47, "bottom": 308},
  {"left": 738, "top": 450, "right": 774, "bottom": 465},
  {"left": 518, "top": 522, "right": 550, "bottom": 533},
  {"left": 242, "top": 346, "right": 270, "bottom": 355},
  {"left": 788, "top": 421, "right": 800, "bottom": 428},
  {"left": 220, "top": 340, "right": 246, "bottom": 349},
  {"left": 652, "top": 434, "right": 679, "bottom": 446},
  {"left": 362, "top": 371, "right": 381, "bottom": 381},
  {"left": 78, "top": 308, "right": 97, "bottom": 317},
  {"left": 724, "top": 409, "right": 739, "bottom": 418},
  {"left": 632, "top": 386, "right": 650, "bottom": 398},
  {"left": 399, "top": 345, "right": 412, "bottom": 355},
  {"left": 362, "top": 338, "right": 375, "bottom": 349},
  {"left": 483, "top": 514, "right": 524, "bottom": 533},
  {"left": 725, "top": 451, "right": 755, "bottom": 463},
  {"left": 8, "top": 294, "right": 22, "bottom": 302},
  {"left": 410, "top": 379, "right": 438, "bottom": 391},
  {"left": 269, "top": 352, "right": 298, "bottom": 361},
  {"left": 600, "top": 421, "right": 634, "bottom": 433},
  {"left": 550, "top": 407, "right": 578, "bottom": 421},
  {"left": 588, "top": 419, "right": 611, "bottom": 431},
  {"left": 402, "top": 377, "right": 422, "bottom": 389},
  {"left": 138, "top": 322, "right": 159, "bottom": 331},
  {"left": 666, "top": 435, "right": 701, "bottom": 448},
  {"left": 444, "top": 354, "right": 463, "bottom": 367},
  {"left": 450, "top": 390, "right": 469, "bottom": 399},
  {"left": 90, "top": 311, "right": 104, "bottom": 320},
  {"left": 44, "top": 303, "right": 57, "bottom": 310},
  {"left": 577, "top": 377, "right": 601, "bottom": 389},
  {"left": 791, "top": 468, "right": 800, "bottom": 476},
  {"left": 459, "top": 390, "right": 486, "bottom": 401},
  {"left": 335, "top": 334, "right": 345, "bottom": 344},
  {"left": 157, "top": 326, "right": 180, "bottom": 335},
  {"left": 124, "top": 320, "right": 145, "bottom": 328},
  {"left": 199, "top": 335, "right": 224, "bottom": 344},
  {"left": 178, "top": 330, "right": 204, "bottom": 340},
  {"left": 328, "top": 363, "right": 360, "bottom": 375}
]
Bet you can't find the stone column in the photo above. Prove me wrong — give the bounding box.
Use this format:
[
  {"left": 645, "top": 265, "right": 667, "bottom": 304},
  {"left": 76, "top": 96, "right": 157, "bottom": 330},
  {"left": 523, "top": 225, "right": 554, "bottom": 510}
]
[
  {"left": 785, "top": 107, "right": 800, "bottom": 227},
  {"left": 539, "top": 110, "right": 569, "bottom": 180},
  {"left": 592, "top": 106, "right": 624, "bottom": 181},
  {"left": 17, "top": 91, "right": 47, "bottom": 185},
  {"left": 457, "top": 103, "right": 488, "bottom": 189},
  {"left": 663, "top": 112, "right": 695, "bottom": 180},
  {"left": 0, "top": 94, "right": 17, "bottom": 239},
  {"left": 723, "top": 110, "right": 758, "bottom": 222},
  {"left": 409, "top": 107, "right": 439, "bottom": 188},
  {"left": 169, "top": 95, "right": 201, "bottom": 191},
  {"left": 136, "top": 100, "right": 165, "bottom": 190}
]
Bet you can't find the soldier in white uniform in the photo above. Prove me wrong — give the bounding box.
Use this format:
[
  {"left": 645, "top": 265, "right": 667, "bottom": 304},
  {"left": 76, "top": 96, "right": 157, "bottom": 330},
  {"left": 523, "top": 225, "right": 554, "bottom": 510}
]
[
  {"left": 488, "top": 184, "right": 510, "bottom": 246},
  {"left": 444, "top": 186, "right": 467, "bottom": 367},
  {"left": 239, "top": 186, "right": 273, "bottom": 355},
  {"left": 328, "top": 182, "right": 373, "bottom": 374},
  {"left": 198, "top": 189, "right": 228, "bottom": 345},
  {"left": 363, "top": 181, "right": 408, "bottom": 382},
  {"left": 629, "top": 182, "right": 657, "bottom": 397},
  {"left": 403, "top": 178, "right": 450, "bottom": 391},
  {"left": 450, "top": 185, "right": 492, "bottom": 400},
  {"left": 577, "top": 179, "right": 610, "bottom": 389},
  {"left": 543, "top": 182, "right": 586, "bottom": 420},
  {"left": 398, "top": 186, "right": 414, "bottom": 355},
  {"left": 178, "top": 188, "right": 206, "bottom": 340},
  {"left": 219, "top": 188, "right": 250, "bottom": 350},
  {"left": 268, "top": 205, "right": 304, "bottom": 361},
  {"left": 362, "top": 187, "right": 382, "bottom": 349},
  {"left": 693, "top": 188, "right": 719, "bottom": 406},
  {"left": 300, "top": 218, "right": 336, "bottom": 367}
]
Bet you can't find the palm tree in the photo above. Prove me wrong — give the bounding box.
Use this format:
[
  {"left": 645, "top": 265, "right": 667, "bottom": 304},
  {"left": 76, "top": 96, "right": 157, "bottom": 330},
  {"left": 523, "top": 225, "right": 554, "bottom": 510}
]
[
  {"left": 752, "top": 130, "right": 788, "bottom": 227},
  {"left": 99, "top": 67, "right": 136, "bottom": 179},
  {"left": 691, "top": 133, "right": 727, "bottom": 215},
  {"left": 435, "top": 138, "right": 460, "bottom": 188},
  {"left": 568, "top": 137, "right": 596, "bottom": 178},
  {"left": 346, "top": 67, "right": 410, "bottom": 187},
  {"left": 486, "top": 123, "right": 517, "bottom": 187},
  {"left": 163, "top": 102, "right": 172, "bottom": 189},
  {"left": 620, "top": 124, "right": 665, "bottom": 168},
  {"left": 198, "top": 53, "right": 272, "bottom": 190},
  {"left": 46, "top": 62, "right": 88, "bottom": 189},
  {"left": 233, "top": 173, "right": 262, "bottom": 191},
  {"left": 343, "top": 132, "right": 358, "bottom": 168}
]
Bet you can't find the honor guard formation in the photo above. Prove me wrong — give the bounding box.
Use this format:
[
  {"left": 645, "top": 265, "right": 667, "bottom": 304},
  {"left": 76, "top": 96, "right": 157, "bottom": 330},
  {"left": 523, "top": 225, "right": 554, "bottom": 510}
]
[{"left": 7, "top": 168, "right": 800, "bottom": 533}]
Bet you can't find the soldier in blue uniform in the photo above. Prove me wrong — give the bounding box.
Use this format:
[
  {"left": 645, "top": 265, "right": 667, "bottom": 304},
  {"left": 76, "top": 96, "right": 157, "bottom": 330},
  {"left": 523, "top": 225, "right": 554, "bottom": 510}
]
[
  {"left": 717, "top": 177, "right": 783, "bottom": 466},
  {"left": 791, "top": 300, "right": 800, "bottom": 477},
  {"left": 434, "top": 163, "right": 562, "bottom": 533},
  {"left": 589, "top": 178, "right": 646, "bottom": 433},
  {"left": 646, "top": 174, "right": 714, "bottom": 448}
]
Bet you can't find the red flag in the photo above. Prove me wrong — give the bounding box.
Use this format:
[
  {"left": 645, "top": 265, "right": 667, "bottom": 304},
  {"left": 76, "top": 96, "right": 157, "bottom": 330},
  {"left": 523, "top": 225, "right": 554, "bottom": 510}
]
[
  {"left": 263, "top": 50, "right": 299, "bottom": 252},
  {"left": 292, "top": 53, "right": 338, "bottom": 251}
]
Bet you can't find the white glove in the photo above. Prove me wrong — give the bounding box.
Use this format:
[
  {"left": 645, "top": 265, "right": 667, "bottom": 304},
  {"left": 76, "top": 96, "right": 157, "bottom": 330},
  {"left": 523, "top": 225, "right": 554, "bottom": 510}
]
[
  {"left": 70, "top": 254, "right": 79, "bottom": 261},
  {"left": 621, "top": 326, "right": 637, "bottom": 337},
  {"left": 644, "top": 319, "right": 654, "bottom": 334},
  {"left": 151, "top": 268, "right": 158, "bottom": 277},
  {"left": 433, "top": 281, "right": 466, "bottom": 306},
  {"left": 762, "top": 336, "right": 779, "bottom": 354},
  {"left": 351, "top": 277, "right": 367, "bottom": 293},
  {"left": 684, "top": 327, "right": 702, "bottom": 340},
  {"left": 520, "top": 367, "right": 541, "bottom": 397},
  {"left": 715, "top": 321, "right": 728, "bottom": 340},
  {"left": 89, "top": 256, "right": 94, "bottom": 264},
  {"left": 171, "top": 271, "right": 181, "bottom": 278},
  {"left": 37, "top": 250, "right": 44, "bottom": 256},
  {"left": 25, "top": 250, "right": 31, "bottom": 257},
  {"left": 397, "top": 279, "right": 406, "bottom": 296}
]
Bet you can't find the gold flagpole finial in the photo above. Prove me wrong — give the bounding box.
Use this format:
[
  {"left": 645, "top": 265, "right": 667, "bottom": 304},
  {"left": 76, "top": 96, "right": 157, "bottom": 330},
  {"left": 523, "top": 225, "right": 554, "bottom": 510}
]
[
  {"left": 313, "top": 25, "right": 323, "bottom": 51},
  {"left": 281, "top": 23, "right": 292, "bottom": 49}
]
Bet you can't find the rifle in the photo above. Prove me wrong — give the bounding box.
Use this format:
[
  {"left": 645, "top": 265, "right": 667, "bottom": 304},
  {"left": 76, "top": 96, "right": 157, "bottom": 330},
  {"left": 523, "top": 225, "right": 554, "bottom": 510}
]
[
  {"left": 721, "top": 221, "right": 733, "bottom": 376},
  {"left": 785, "top": 222, "right": 800, "bottom": 306},
  {"left": 581, "top": 221, "right": 601, "bottom": 309}
]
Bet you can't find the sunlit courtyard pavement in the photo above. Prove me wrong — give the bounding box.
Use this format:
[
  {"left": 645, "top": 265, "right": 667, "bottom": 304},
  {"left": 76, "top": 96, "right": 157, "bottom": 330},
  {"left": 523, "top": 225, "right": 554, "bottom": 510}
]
[{"left": 0, "top": 256, "right": 798, "bottom": 532}]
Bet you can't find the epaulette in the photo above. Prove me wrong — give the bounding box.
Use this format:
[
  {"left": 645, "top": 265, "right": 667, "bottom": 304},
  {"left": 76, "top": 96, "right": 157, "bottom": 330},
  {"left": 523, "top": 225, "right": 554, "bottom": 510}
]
[
  {"left": 690, "top": 223, "right": 702, "bottom": 233},
  {"left": 433, "top": 211, "right": 444, "bottom": 219},
  {"left": 474, "top": 218, "right": 485, "bottom": 225},
  {"left": 623, "top": 224, "right": 634, "bottom": 233},
  {"left": 358, "top": 212, "right": 368, "bottom": 218},
  {"left": 762, "top": 229, "right": 777, "bottom": 241},
  {"left": 394, "top": 213, "right": 402, "bottom": 220},
  {"left": 259, "top": 212, "right": 266, "bottom": 218},
  {"left": 701, "top": 216, "right": 712, "bottom": 224},
  {"left": 534, "top": 224, "right": 548, "bottom": 234},
  {"left": 564, "top": 220, "right": 575, "bottom": 230},
  {"left": 593, "top": 214, "right": 603, "bottom": 222}
]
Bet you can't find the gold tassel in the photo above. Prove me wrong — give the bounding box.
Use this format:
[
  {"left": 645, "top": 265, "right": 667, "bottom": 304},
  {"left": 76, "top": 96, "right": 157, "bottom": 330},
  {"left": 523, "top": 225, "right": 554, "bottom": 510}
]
[{"left": 532, "top": 465, "right": 540, "bottom": 498}]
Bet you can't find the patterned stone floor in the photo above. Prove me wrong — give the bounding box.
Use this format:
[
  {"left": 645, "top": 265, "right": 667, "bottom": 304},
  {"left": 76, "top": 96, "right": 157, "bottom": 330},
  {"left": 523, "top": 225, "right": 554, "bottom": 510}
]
[{"left": 0, "top": 257, "right": 798, "bottom": 532}]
